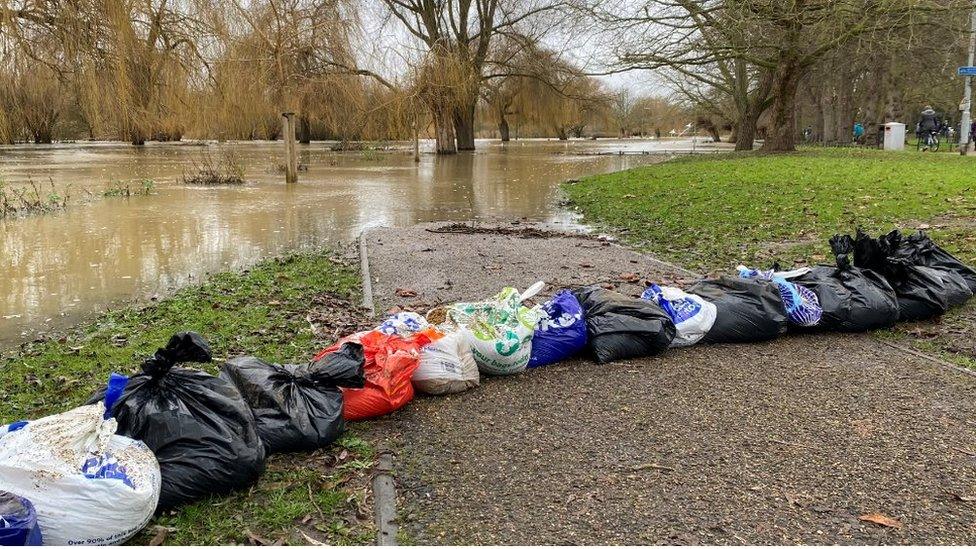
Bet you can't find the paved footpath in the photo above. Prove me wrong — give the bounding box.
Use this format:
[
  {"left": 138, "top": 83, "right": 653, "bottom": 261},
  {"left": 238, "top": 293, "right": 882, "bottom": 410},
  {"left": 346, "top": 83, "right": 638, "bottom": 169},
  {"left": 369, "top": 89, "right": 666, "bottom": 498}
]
[{"left": 360, "top": 223, "right": 976, "bottom": 545}]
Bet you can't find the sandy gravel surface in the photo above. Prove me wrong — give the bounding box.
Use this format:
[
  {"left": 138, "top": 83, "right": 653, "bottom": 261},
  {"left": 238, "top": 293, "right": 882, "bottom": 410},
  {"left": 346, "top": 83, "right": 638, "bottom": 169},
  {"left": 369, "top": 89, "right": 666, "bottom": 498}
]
[
  {"left": 361, "top": 223, "right": 976, "bottom": 545},
  {"left": 364, "top": 222, "right": 698, "bottom": 314}
]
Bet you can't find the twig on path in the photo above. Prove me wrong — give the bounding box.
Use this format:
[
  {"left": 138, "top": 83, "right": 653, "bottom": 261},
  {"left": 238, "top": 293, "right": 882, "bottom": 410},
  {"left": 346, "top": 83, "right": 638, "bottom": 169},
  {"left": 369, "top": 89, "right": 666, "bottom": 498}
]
[
  {"left": 952, "top": 446, "right": 976, "bottom": 456},
  {"left": 308, "top": 482, "right": 325, "bottom": 520},
  {"left": 632, "top": 462, "right": 675, "bottom": 472},
  {"left": 768, "top": 439, "right": 822, "bottom": 451}
]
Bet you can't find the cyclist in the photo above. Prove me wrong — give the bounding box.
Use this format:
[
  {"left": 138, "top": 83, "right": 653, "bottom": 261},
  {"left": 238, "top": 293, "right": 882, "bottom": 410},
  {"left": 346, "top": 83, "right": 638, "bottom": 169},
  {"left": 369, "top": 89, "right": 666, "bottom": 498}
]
[{"left": 917, "top": 105, "right": 940, "bottom": 150}]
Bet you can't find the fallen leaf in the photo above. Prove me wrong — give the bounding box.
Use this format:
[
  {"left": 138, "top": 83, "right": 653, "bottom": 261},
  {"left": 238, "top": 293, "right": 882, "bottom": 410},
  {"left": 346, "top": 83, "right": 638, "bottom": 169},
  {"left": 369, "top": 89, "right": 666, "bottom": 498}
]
[
  {"left": 300, "top": 532, "right": 325, "bottom": 546},
  {"left": 858, "top": 513, "right": 902, "bottom": 528},
  {"left": 148, "top": 527, "right": 170, "bottom": 546},
  {"left": 579, "top": 262, "right": 593, "bottom": 268},
  {"left": 395, "top": 288, "right": 417, "bottom": 298},
  {"left": 619, "top": 272, "right": 640, "bottom": 282}
]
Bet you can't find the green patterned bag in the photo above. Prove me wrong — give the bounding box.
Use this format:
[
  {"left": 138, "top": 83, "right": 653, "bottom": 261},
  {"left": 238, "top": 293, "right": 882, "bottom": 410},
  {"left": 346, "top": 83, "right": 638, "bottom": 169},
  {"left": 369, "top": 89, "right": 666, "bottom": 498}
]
[{"left": 446, "top": 282, "right": 545, "bottom": 375}]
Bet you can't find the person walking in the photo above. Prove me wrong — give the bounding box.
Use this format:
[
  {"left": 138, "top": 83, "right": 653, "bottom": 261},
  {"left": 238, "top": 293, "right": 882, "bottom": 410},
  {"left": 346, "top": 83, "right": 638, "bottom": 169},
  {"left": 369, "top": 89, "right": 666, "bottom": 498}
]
[
  {"left": 852, "top": 122, "right": 865, "bottom": 145},
  {"left": 918, "top": 105, "right": 940, "bottom": 150}
]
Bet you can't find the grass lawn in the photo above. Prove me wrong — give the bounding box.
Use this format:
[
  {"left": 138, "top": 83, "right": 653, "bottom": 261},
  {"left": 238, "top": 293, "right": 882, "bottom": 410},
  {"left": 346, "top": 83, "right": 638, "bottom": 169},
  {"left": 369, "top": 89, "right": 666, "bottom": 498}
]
[
  {"left": 0, "top": 251, "right": 376, "bottom": 545},
  {"left": 564, "top": 147, "right": 976, "bottom": 367}
]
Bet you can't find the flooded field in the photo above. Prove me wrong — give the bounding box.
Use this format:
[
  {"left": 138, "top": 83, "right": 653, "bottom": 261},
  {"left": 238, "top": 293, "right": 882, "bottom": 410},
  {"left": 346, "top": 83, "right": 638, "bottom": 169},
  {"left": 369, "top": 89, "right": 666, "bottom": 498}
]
[{"left": 0, "top": 137, "right": 720, "bottom": 344}]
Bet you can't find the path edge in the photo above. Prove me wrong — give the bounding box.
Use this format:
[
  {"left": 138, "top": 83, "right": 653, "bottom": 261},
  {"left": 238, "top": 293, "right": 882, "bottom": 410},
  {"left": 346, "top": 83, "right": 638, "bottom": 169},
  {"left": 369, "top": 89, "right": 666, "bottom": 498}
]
[
  {"left": 359, "top": 232, "right": 376, "bottom": 317},
  {"left": 879, "top": 339, "right": 976, "bottom": 378},
  {"left": 372, "top": 447, "right": 398, "bottom": 546}
]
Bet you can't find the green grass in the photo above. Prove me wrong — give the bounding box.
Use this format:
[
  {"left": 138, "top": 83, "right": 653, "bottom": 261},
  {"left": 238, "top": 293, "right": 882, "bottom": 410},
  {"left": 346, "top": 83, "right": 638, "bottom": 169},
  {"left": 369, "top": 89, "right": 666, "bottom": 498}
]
[
  {"left": 136, "top": 434, "right": 376, "bottom": 545},
  {"left": 0, "top": 250, "right": 375, "bottom": 544},
  {"left": 565, "top": 148, "right": 976, "bottom": 272},
  {"left": 564, "top": 147, "right": 976, "bottom": 368}
]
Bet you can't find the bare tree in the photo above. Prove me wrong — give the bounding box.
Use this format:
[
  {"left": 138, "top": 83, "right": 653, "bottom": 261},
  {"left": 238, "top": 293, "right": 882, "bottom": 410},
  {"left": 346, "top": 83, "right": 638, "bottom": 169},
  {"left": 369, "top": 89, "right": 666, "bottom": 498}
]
[{"left": 592, "top": 0, "right": 969, "bottom": 152}]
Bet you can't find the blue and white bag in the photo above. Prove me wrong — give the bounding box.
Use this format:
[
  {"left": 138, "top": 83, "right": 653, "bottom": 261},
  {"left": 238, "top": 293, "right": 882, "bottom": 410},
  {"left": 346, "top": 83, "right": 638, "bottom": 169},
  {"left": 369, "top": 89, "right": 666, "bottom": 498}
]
[
  {"left": 737, "top": 266, "right": 823, "bottom": 327},
  {"left": 0, "top": 373, "right": 161, "bottom": 545},
  {"left": 641, "top": 284, "right": 717, "bottom": 347},
  {"left": 0, "top": 491, "right": 42, "bottom": 545},
  {"left": 528, "top": 290, "right": 588, "bottom": 367}
]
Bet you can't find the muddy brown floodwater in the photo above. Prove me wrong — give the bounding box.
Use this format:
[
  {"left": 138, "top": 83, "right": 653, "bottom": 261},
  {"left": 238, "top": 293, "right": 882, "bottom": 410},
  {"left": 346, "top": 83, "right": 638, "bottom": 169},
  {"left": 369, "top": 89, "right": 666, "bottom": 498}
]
[{"left": 0, "top": 137, "right": 722, "bottom": 345}]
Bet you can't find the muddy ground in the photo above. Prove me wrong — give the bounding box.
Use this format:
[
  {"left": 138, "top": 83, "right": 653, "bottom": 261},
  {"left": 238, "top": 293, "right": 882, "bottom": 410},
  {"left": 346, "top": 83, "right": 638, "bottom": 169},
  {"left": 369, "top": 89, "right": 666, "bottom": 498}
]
[{"left": 361, "top": 223, "right": 976, "bottom": 545}]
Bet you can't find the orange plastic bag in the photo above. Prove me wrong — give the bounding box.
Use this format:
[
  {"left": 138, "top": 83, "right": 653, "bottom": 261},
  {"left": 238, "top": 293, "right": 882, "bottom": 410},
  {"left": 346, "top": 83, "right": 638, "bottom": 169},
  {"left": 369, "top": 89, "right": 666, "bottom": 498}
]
[{"left": 315, "top": 330, "right": 431, "bottom": 421}]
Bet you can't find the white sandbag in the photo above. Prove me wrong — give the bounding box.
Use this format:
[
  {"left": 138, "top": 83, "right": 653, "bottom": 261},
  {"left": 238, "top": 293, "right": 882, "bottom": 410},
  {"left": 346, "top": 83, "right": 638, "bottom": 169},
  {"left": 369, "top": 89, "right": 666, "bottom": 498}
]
[
  {"left": 377, "top": 312, "right": 479, "bottom": 394},
  {"left": 413, "top": 329, "right": 480, "bottom": 395},
  {"left": 641, "top": 284, "right": 717, "bottom": 347},
  {"left": 0, "top": 376, "right": 161, "bottom": 546}
]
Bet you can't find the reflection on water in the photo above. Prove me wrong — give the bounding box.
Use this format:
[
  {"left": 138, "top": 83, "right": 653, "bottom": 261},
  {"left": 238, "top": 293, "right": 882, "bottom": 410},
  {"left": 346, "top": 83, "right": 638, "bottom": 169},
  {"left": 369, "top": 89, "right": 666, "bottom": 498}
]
[{"left": 0, "top": 138, "right": 712, "bottom": 344}]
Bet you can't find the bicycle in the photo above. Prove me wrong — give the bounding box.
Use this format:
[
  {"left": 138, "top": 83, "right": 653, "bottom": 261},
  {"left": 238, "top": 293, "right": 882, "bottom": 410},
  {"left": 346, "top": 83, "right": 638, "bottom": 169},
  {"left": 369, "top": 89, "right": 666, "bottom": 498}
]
[{"left": 917, "top": 130, "right": 940, "bottom": 152}]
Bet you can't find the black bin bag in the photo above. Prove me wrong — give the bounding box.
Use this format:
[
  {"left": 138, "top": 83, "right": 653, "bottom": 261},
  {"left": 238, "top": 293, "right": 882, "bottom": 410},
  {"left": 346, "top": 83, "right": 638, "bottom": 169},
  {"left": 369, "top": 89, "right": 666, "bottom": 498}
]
[
  {"left": 853, "top": 230, "right": 952, "bottom": 321},
  {"left": 887, "top": 231, "right": 973, "bottom": 307},
  {"left": 688, "top": 277, "right": 787, "bottom": 344},
  {"left": 219, "top": 342, "right": 366, "bottom": 454},
  {"left": 786, "top": 235, "right": 900, "bottom": 332},
  {"left": 897, "top": 230, "right": 976, "bottom": 293},
  {"left": 88, "top": 332, "right": 266, "bottom": 510},
  {"left": 572, "top": 286, "right": 675, "bottom": 364}
]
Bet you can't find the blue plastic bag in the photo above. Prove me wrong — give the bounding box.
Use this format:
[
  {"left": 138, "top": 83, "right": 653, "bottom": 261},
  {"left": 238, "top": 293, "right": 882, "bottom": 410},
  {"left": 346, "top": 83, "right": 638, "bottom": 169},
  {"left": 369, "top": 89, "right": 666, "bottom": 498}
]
[
  {"left": 641, "top": 284, "right": 717, "bottom": 347},
  {"left": 737, "top": 266, "right": 823, "bottom": 327},
  {"left": 0, "top": 491, "right": 42, "bottom": 545},
  {"left": 528, "top": 290, "right": 587, "bottom": 367}
]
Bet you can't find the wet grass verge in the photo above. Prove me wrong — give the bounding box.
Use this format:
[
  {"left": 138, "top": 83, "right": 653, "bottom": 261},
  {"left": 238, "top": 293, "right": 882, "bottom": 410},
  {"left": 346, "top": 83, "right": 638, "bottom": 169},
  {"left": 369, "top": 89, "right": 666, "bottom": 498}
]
[
  {"left": 564, "top": 147, "right": 976, "bottom": 368},
  {"left": 0, "top": 250, "right": 377, "bottom": 544}
]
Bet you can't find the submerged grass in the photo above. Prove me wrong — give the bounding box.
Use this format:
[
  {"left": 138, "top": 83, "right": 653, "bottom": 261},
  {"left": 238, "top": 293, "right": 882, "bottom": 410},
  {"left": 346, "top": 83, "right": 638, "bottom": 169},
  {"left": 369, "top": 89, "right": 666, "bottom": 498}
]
[
  {"left": 103, "top": 178, "right": 155, "bottom": 197},
  {"left": 0, "top": 250, "right": 376, "bottom": 544},
  {"left": 564, "top": 147, "right": 976, "bottom": 368},
  {"left": 0, "top": 178, "right": 69, "bottom": 218}
]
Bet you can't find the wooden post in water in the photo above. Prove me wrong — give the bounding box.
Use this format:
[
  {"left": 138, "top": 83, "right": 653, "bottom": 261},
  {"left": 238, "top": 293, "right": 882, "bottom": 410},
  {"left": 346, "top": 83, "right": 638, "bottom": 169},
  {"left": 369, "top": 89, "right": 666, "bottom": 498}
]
[
  {"left": 281, "top": 112, "right": 298, "bottom": 183},
  {"left": 413, "top": 115, "right": 421, "bottom": 163}
]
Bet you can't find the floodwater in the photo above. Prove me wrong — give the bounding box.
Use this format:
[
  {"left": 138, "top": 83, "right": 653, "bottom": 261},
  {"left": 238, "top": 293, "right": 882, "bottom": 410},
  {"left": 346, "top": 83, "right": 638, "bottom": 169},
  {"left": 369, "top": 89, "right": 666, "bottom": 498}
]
[{"left": 0, "top": 137, "right": 720, "bottom": 345}]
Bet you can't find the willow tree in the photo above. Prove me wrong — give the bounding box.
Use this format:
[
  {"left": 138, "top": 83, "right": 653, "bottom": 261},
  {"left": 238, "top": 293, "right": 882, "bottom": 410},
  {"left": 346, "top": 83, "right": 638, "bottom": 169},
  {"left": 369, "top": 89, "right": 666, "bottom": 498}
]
[{"left": 377, "top": 0, "right": 567, "bottom": 152}]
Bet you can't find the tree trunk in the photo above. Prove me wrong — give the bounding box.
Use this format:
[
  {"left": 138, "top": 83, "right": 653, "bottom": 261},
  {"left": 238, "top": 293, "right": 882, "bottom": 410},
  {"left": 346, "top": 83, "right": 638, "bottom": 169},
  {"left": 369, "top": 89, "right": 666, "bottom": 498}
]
[
  {"left": 499, "top": 116, "right": 510, "bottom": 142},
  {"left": 433, "top": 103, "right": 457, "bottom": 155},
  {"left": 298, "top": 115, "right": 311, "bottom": 144},
  {"left": 821, "top": 91, "right": 835, "bottom": 144},
  {"left": 833, "top": 78, "right": 854, "bottom": 143},
  {"left": 556, "top": 127, "right": 568, "bottom": 140},
  {"left": 812, "top": 88, "right": 825, "bottom": 143},
  {"left": 735, "top": 111, "right": 760, "bottom": 151},
  {"left": 763, "top": 54, "right": 803, "bottom": 153},
  {"left": 708, "top": 125, "right": 721, "bottom": 142},
  {"left": 729, "top": 124, "right": 738, "bottom": 144},
  {"left": 130, "top": 128, "right": 146, "bottom": 146},
  {"left": 453, "top": 101, "right": 476, "bottom": 151}
]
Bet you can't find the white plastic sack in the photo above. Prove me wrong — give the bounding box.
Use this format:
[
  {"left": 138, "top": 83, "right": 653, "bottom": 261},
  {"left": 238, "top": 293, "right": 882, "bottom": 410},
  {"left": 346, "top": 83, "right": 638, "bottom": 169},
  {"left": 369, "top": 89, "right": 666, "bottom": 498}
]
[
  {"left": 446, "top": 282, "right": 545, "bottom": 376},
  {"left": 0, "top": 377, "right": 161, "bottom": 546},
  {"left": 413, "top": 329, "right": 480, "bottom": 395},
  {"left": 641, "top": 284, "right": 717, "bottom": 347},
  {"left": 378, "top": 312, "right": 479, "bottom": 394}
]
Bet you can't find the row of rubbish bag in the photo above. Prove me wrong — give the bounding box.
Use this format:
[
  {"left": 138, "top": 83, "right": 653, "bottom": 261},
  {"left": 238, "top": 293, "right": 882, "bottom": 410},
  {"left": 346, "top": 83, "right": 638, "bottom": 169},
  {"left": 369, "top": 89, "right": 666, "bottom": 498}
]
[{"left": 1, "top": 229, "right": 974, "bottom": 545}]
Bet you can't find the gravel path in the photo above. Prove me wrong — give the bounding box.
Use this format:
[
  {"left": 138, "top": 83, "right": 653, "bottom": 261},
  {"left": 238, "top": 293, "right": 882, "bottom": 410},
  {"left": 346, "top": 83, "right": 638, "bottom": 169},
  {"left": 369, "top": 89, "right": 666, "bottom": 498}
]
[{"left": 361, "top": 223, "right": 976, "bottom": 544}]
